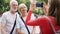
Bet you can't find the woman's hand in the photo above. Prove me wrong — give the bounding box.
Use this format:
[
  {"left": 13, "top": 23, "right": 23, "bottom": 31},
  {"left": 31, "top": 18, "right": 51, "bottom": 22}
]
[
  {"left": 43, "top": 2, "right": 48, "bottom": 16},
  {"left": 17, "top": 29, "right": 24, "bottom": 34},
  {"left": 30, "top": 0, "right": 36, "bottom": 10}
]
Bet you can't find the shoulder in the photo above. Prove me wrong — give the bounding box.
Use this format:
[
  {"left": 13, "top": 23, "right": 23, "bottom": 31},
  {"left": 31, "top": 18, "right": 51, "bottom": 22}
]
[
  {"left": 48, "top": 16, "right": 55, "bottom": 21},
  {"left": 38, "top": 16, "right": 55, "bottom": 24},
  {"left": 38, "top": 16, "right": 55, "bottom": 21},
  {"left": 39, "top": 16, "right": 54, "bottom": 19},
  {"left": 16, "top": 12, "right": 20, "bottom": 17},
  {"left": 2, "top": 11, "right": 9, "bottom": 17},
  {"left": 16, "top": 12, "right": 22, "bottom": 20},
  {"left": 48, "top": 16, "right": 56, "bottom": 23},
  {"left": 41, "top": 16, "right": 55, "bottom": 23}
]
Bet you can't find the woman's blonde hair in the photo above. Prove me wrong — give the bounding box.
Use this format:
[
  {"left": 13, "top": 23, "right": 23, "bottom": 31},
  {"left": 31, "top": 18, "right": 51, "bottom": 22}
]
[{"left": 18, "top": 3, "right": 28, "bottom": 11}]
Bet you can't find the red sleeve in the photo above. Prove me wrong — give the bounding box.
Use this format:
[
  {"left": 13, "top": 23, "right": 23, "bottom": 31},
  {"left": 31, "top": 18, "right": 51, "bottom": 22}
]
[{"left": 26, "top": 9, "right": 45, "bottom": 26}]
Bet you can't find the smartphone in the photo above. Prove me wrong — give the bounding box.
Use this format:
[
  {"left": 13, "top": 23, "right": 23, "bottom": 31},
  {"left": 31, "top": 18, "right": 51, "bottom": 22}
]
[{"left": 36, "top": 2, "right": 43, "bottom": 7}]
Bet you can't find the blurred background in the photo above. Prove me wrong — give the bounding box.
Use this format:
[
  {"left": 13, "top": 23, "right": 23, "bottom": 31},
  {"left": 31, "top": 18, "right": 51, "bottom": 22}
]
[
  {"left": 0, "top": 0, "right": 48, "bottom": 15},
  {"left": 0, "top": 0, "right": 48, "bottom": 34}
]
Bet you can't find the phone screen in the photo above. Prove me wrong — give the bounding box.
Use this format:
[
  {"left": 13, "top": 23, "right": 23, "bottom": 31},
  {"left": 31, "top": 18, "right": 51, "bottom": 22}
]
[{"left": 36, "top": 2, "right": 43, "bottom": 7}]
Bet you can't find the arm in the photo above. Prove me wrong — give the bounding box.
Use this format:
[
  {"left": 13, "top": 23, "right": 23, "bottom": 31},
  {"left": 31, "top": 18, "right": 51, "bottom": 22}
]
[
  {"left": 16, "top": 29, "right": 24, "bottom": 34},
  {"left": 26, "top": 9, "right": 44, "bottom": 26},
  {"left": 1, "top": 14, "right": 6, "bottom": 34},
  {"left": 31, "top": 26, "right": 36, "bottom": 34},
  {"left": 26, "top": 0, "right": 45, "bottom": 26},
  {"left": 25, "top": 0, "right": 38, "bottom": 26},
  {"left": 1, "top": 23, "right": 6, "bottom": 34}
]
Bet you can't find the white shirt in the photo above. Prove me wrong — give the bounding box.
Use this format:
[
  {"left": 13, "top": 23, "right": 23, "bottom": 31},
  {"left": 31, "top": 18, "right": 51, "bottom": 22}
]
[
  {"left": 1, "top": 11, "right": 19, "bottom": 34},
  {"left": 23, "top": 14, "right": 35, "bottom": 34},
  {"left": 16, "top": 13, "right": 40, "bottom": 34}
]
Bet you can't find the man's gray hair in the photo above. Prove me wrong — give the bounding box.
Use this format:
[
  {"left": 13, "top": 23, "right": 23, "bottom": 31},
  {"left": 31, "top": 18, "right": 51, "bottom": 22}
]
[{"left": 10, "top": 0, "right": 18, "bottom": 5}]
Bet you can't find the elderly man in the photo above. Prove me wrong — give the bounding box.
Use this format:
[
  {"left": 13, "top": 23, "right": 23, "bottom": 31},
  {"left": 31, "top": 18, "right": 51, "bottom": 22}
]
[{"left": 1, "top": 0, "right": 19, "bottom": 34}]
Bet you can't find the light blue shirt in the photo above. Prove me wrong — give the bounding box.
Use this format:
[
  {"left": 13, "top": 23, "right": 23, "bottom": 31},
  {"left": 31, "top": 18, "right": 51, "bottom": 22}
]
[{"left": 16, "top": 14, "right": 40, "bottom": 34}]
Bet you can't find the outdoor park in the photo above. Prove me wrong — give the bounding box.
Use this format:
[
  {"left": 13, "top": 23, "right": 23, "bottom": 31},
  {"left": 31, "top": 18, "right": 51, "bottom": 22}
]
[
  {"left": 0, "top": 0, "right": 47, "bottom": 34},
  {"left": 0, "top": 0, "right": 47, "bottom": 15},
  {"left": 0, "top": 0, "right": 60, "bottom": 34}
]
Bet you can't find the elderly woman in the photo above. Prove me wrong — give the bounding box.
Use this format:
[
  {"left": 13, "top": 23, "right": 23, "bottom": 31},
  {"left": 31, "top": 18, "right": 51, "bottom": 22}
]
[{"left": 16, "top": 3, "right": 40, "bottom": 34}]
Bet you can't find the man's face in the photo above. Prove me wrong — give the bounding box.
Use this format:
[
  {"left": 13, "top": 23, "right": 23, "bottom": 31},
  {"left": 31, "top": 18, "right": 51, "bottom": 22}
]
[{"left": 10, "top": 1, "right": 18, "bottom": 12}]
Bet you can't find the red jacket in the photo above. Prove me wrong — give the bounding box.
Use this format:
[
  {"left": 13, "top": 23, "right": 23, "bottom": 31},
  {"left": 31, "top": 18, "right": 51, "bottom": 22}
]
[{"left": 26, "top": 9, "right": 60, "bottom": 34}]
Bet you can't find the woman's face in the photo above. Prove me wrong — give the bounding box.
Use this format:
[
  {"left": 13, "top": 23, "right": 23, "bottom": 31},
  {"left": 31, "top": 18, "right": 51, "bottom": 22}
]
[{"left": 19, "top": 5, "right": 27, "bottom": 13}]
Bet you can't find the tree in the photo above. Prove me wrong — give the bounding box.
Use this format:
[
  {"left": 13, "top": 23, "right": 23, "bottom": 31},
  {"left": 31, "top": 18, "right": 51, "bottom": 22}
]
[
  {"left": 0, "top": 0, "right": 10, "bottom": 14},
  {"left": 0, "top": 0, "right": 48, "bottom": 15}
]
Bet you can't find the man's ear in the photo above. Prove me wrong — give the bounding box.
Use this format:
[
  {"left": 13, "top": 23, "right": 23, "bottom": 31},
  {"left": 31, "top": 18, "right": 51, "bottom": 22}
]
[
  {"left": 18, "top": 6, "right": 21, "bottom": 11},
  {"left": 17, "top": 6, "right": 19, "bottom": 10}
]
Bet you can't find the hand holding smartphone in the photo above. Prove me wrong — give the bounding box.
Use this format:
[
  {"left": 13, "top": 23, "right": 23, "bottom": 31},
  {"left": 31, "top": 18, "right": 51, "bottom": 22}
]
[
  {"left": 30, "top": 0, "right": 36, "bottom": 10},
  {"left": 30, "top": 0, "right": 43, "bottom": 7},
  {"left": 36, "top": 2, "right": 43, "bottom": 7}
]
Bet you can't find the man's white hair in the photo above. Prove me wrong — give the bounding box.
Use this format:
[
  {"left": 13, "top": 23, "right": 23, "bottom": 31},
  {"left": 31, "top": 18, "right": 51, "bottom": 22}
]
[{"left": 10, "top": 0, "right": 18, "bottom": 5}]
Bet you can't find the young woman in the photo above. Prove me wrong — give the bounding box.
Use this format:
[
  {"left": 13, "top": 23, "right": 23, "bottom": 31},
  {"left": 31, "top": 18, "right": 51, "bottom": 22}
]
[{"left": 26, "top": 0, "right": 60, "bottom": 34}]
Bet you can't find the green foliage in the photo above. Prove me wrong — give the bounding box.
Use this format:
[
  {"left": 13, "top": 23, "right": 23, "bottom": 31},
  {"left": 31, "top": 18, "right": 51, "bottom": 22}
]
[
  {"left": 33, "top": 7, "right": 44, "bottom": 15},
  {"left": 37, "top": 0, "right": 48, "bottom": 4},
  {"left": 17, "top": 0, "right": 30, "bottom": 10},
  {"left": 0, "top": 0, "right": 47, "bottom": 15},
  {"left": 0, "top": 0, "right": 10, "bottom": 12}
]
